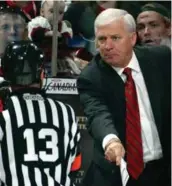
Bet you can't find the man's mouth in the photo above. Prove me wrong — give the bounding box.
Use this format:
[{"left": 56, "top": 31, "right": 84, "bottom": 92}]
[
  {"left": 144, "top": 40, "right": 155, "bottom": 45},
  {"left": 144, "top": 39, "right": 161, "bottom": 46},
  {"left": 104, "top": 54, "right": 118, "bottom": 59}
]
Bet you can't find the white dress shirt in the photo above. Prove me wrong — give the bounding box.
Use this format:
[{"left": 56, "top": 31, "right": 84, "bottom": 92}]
[{"left": 103, "top": 51, "right": 163, "bottom": 162}]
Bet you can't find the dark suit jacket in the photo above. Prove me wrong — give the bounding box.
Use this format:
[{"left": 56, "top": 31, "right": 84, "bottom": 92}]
[{"left": 77, "top": 46, "right": 171, "bottom": 182}]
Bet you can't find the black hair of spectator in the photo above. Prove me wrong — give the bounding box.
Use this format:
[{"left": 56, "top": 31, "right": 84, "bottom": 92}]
[{"left": 140, "top": 2, "right": 170, "bottom": 20}]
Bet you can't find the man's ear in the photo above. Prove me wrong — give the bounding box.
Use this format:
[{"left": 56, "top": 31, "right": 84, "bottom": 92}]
[{"left": 130, "top": 32, "right": 137, "bottom": 47}]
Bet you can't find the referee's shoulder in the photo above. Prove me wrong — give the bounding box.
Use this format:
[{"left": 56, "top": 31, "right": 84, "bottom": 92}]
[
  {"left": 3, "top": 94, "right": 19, "bottom": 111},
  {"left": 46, "top": 97, "right": 75, "bottom": 113}
]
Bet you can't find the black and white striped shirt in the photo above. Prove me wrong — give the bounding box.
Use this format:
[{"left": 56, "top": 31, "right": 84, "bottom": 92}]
[{"left": 0, "top": 89, "right": 80, "bottom": 186}]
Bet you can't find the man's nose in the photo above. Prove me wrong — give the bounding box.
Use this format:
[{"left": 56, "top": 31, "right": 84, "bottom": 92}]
[
  {"left": 9, "top": 26, "right": 15, "bottom": 34},
  {"left": 143, "top": 27, "right": 151, "bottom": 36},
  {"left": 104, "top": 38, "right": 114, "bottom": 50}
]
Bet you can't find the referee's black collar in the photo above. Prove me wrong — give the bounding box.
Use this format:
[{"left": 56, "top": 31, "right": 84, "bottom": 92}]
[{"left": 10, "top": 87, "right": 47, "bottom": 97}]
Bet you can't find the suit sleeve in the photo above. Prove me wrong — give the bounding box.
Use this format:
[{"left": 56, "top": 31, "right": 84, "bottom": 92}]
[
  {"left": 158, "top": 46, "right": 171, "bottom": 162},
  {"left": 77, "top": 76, "right": 118, "bottom": 147},
  {"left": 155, "top": 46, "right": 171, "bottom": 78},
  {"left": 160, "top": 46, "right": 171, "bottom": 183}
]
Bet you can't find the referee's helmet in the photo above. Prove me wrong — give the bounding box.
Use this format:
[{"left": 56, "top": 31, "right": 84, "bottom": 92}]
[{"left": 1, "top": 41, "right": 45, "bottom": 86}]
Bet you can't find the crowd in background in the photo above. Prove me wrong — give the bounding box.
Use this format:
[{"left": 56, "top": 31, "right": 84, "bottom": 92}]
[
  {"left": 0, "top": 0, "right": 171, "bottom": 78},
  {"left": 0, "top": 1, "right": 170, "bottom": 186}
]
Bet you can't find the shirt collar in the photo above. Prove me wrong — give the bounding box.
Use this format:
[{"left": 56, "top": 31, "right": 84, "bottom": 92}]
[{"left": 112, "top": 51, "right": 141, "bottom": 76}]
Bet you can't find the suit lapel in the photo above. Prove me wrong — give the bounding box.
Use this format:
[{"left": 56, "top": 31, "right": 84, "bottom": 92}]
[
  {"left": 135, "top": 47, "right": 162, "bottom": 133},
  {"left": 99, "top": 58, "right": 126, "bottom": 114},
  {"left": 97, "top": 47, "right": 162, "bottom": 133}
]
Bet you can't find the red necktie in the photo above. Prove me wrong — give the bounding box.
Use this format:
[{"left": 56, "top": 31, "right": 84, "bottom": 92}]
[{"left": 123, "top": 67, "right": 144, "bottom": 179}]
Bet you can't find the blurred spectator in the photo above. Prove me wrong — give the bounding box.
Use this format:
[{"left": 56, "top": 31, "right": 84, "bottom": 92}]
[
  {"left": 28, "top": 0, "right": 72, "bottom": 44},
  {"left": 28, "top": 0, "right": 86, "bottom": 77},
  {"left": 1, "top": 0, "right": 41, "bottom": 21},
  {"left": 64, "top": 1, "right": 141, "bottom": 59},
  {"left": 64, "top": 1, "right": 141, "bottom": 38},
  {"left": 136, "top": 3, "right": 171, "bottom": 48},
  {"left": 139, "top": 1, "right": 171, "bottom": 14},
  {"left": 0, "top": 4, "right": 27, "bottom": 111},
  {"left": 0, "top": 4, "right": 27, "bottom": 57}
]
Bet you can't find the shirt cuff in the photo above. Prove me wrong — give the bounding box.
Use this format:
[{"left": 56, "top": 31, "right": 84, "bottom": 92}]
[{"left": 102, "top": 134, "right": 120, "bottom": 150}]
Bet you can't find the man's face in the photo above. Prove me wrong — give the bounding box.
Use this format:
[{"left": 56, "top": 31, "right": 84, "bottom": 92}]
[
  {"left": 96, "top": 18, "right": 136, "bottom": 68},
  {"left": 137, "top": 11, "right": 170, "bottom": 46},
  {"left": 0, "top": 13, "right": 25, "bottom": 54},
  {"left": 41, "top": 1, "right": 65, "bottom": 26}
]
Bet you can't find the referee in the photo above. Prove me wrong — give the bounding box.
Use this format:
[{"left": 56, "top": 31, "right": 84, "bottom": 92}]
[{"left": 0, "top": 41, "right": 81, "bottom": 186}]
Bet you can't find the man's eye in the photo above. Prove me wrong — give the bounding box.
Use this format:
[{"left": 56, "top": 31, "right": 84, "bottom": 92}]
[
  {"left": 137, "top": 25, "right": 144, "bottom": 31},
  {"left": 98, "top": 37, "right": 106, "bottom": 43},
  {"left": 14, "top": 25, "right": 23, "bottom": 31},
  {"left": 112, "top": 36, "right": 120, "bottom": 40},
  {"left": 98, "top": 37, "right": 105, "bottom": 41},
  {"left": 1, "top": 24, "right": 9, "bottom": 30},
  {"left": 150, "top": 23, "right": 158, "bottom": 28}
]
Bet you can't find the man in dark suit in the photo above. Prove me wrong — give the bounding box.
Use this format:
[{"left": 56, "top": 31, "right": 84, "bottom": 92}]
[{"left": 77, "top": 8, "right": 171, "bottom": 186}]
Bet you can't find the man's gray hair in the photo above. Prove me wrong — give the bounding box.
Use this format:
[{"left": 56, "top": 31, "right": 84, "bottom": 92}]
[{"left": 94, "top": 8, "right": 136, "bottom": 33}]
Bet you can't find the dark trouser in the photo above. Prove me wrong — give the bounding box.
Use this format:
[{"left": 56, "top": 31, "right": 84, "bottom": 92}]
[
  {"left": 82, "top": 161, "right": 122, "bottom": 186},
  {"left": 82, "top": 159, "right": 169, "bottom": 186},
  {"left": 127, "top": 159, "right": 170, "bottom": 186}
]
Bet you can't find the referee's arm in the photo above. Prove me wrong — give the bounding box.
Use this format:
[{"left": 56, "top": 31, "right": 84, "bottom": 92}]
[{"left": 67, "top": 105, "right": 82, "bottom": 180}]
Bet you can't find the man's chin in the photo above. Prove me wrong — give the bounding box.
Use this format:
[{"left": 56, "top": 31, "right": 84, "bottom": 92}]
[
  {"left": 104, "top": 58, "right": 116, "bottom": 65},
  {"left": 144, "top": 41, "right": 157, "bottom": 46}
]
